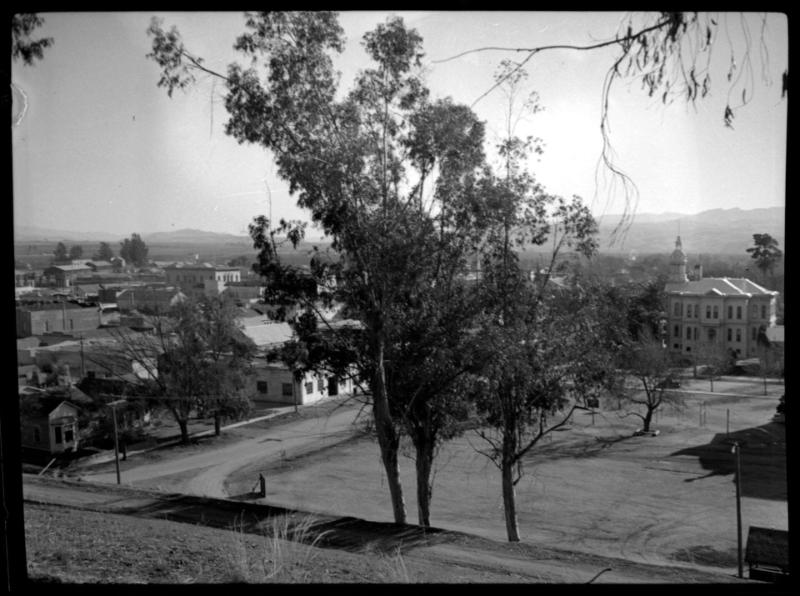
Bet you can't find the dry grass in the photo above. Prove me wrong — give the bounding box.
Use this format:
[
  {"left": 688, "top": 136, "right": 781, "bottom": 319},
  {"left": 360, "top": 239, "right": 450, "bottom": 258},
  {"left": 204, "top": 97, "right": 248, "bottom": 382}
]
[
  {"left": 222, "top": 514, "right": 332, "bottom": 583},
  {"left": 24, "top": 503, "right": 413, "bottom": 584}
]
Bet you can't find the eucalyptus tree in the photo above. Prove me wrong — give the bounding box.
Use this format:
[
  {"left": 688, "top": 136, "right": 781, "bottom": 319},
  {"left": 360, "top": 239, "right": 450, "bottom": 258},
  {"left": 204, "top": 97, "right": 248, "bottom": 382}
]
[
  {"left": 468, "top": 195, "right": 615, "bottom": 542},
  {"left": 461, "top": 86, "right": 616, "bottom": 539},
  {"left": 148, "top": 12, "right": 491, "bottom": 524}
]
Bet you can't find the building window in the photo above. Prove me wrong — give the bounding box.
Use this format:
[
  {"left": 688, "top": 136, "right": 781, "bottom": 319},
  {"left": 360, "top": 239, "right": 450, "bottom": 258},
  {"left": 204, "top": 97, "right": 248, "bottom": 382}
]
[
  {"left": 686, "top": 327, "right": 691, "bottom": 340},
  {"left": 673, "top": 343, "right": 680, "bottom": 350},
  {"left": 317, "top": 378, "right": 325, "bottom": 392},
  {"left": 706, "top": 305, "right": 711, "bottom": 319},
  {"left": 304, "top": 382, "right": 314, "bottom": 395},
  {"left": 686, "top": 346, "right": 691, "bottom": 352},
  {"left": 752, "top": 304, "right": 758, "bottom": 317},
  {"left": 728, "top": 306, "right": 733, "bottom": 319},
  {"left": 686, "top": 305, "right": 692, "bottom": 318},
  {"left": 673, "top": 325, "right": 679, "bottom": 338},
  {"left": 761, "top": 305, "right": 766, "bottom": 319},
  {"left": 736, "top": 329, "right": 741, "bottom": 342},
  {"left": 65, "top": 429, "right": 74, "bottom": 443},
  {"left": 257, "top": 381, "right": 268, "bottom": 394},
  {"left": 69, "top": 319, "right": 74, "bottom": 330},
  {"left": 727, "top": 328, "right": 732, "bottom": 342},
  {"left": 713, "top": 306, "right": 719, "bottom": 319},
  {"left": 54, "top": 426, "right": 63, "bottom": 444},
  {"left": 44, "top": 320, "right": 50, "bottom": 332},
  {"left": 736, "top": 306, "right": 742, "bottom": 319},
  {"left": 752, "top": 327, "right": 757, "bottom": 340},
  {"left": 282, "top": 383, "right": 293, "bottom": 397},
  {"left": 694, "top": 328, "right": 698, "bottom": 340},
  {"left": 708, "top": 328, "right": 716, "bottom": 341}
]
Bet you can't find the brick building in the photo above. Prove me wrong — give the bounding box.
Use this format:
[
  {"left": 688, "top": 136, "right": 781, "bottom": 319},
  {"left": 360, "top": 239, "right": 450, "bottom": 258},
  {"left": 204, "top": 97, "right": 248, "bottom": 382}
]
[
  {"left": 16, "top": 302, "right": 101, "bottom": 338},
  {"left": 664, "top": 237, "right": 779, "bottom": 358}
]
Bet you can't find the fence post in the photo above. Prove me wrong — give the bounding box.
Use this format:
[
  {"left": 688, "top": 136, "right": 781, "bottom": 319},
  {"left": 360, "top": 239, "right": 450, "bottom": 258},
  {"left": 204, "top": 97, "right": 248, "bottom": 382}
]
[{"left": 259, "top": 473, "right": 266, "bottom": 497}]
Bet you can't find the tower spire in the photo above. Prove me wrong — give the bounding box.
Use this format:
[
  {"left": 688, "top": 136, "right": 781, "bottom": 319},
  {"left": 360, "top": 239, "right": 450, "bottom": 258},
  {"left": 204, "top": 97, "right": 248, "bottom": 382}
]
[{"left": 668, "top": 235, "right": 688, "bottom": 283}]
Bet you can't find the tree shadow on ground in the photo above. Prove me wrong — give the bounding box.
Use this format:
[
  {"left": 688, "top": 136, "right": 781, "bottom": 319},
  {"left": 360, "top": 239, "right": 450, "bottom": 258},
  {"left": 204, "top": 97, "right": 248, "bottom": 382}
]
[
  {"left": 107, "top": 491, "right": 454, "bottom": 554},
  {"left": 530, "top": 432, "right": 636, "bottom": 461},
  {"left": 671, "top": 422, "right": 786, "bottom": 501}
]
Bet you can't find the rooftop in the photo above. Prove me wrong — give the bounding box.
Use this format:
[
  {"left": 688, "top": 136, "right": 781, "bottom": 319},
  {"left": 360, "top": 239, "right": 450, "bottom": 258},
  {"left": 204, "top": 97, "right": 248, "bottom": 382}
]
[
  {"left": 164, "top": 262, "right": 240, "bottom": 271},
  {"left": 46, "top": 264, "right": 94, "bottom": 272},
  {"left": 665, "top": 277, "right": 777, "bottom": 297},
  {"left": 240, "top": 321, "right": 294, "bottom": 348}
]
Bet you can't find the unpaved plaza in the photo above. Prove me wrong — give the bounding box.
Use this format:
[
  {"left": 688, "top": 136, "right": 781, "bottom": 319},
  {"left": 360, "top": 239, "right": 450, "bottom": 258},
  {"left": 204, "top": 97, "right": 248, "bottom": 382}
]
[{"left": 225, "top": 377, "right": 786, "bottom": 575}]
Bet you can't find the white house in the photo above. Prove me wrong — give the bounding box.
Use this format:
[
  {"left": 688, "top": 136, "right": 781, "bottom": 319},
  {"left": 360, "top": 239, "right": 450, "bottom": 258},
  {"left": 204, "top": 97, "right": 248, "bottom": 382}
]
[{"left": 250, "top": 361, "right": 354, "bottom": 406}]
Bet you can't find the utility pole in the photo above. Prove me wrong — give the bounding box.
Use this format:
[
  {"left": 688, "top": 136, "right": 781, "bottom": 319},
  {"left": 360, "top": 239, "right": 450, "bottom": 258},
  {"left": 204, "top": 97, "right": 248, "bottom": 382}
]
[
  {"left": 732, "top": 440, "right": 744, "bottom": 578},
  {"left": 109, "top": 399, "right": 126, "bottom": 485},
  {"left": 292, "top": 369, "right": 299, "bottom": 414},
  {"left": 79, "top": 334, "right": 86, "bottom": 379}
]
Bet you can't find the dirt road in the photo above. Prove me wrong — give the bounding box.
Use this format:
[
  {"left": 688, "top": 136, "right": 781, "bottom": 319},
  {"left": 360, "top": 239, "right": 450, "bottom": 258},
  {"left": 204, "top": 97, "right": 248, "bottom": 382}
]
[{"left": 78, "top": 404, "right": 365, "bottom": 498}]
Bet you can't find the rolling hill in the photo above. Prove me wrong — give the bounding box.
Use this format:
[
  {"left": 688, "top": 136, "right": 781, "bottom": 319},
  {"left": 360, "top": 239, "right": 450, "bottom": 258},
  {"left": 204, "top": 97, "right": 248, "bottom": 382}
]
[
  {"left": 15, "top": 206, "right": 783, "bottom": 256},
  {"left": 594, "top": 206, "right": 784, "bottom": 254}
]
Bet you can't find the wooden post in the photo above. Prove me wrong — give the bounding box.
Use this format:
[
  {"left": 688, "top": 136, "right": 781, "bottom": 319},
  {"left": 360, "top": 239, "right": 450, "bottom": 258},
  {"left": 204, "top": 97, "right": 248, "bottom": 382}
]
[
  {"left": 733, "top": 441, "right": 744, "bottom": 579},
  {"left": 259, "top": 474, "right": 266, "bottom": 498},
  {"left": 112, "top": 404, "right": 121, "bottom": 485}
]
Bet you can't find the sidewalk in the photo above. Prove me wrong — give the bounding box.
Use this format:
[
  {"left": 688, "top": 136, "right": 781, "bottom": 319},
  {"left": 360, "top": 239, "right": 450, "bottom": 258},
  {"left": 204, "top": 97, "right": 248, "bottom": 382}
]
[{"left": 76, "top": 406, "right": 297, "bottom": 467}]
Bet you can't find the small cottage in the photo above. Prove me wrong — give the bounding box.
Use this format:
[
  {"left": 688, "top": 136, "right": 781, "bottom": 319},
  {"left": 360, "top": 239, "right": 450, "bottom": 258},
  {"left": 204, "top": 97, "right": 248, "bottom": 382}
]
[{"left": 20, "top": 399, "right": 81, "bottom": 454}]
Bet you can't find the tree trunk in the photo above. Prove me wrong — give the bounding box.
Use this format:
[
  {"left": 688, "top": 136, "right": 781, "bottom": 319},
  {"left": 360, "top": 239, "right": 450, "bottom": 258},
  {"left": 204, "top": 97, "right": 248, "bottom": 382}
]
[
  {"left": 501, "top": 459, "right": 520, "bottom": 542},
  {"left": 642, "top": 407, "right": 654, "bottom": 432},
  {"left": 214, "top": 413, "right": 221, "bottom": 436},
  {"left": 414, "top": 440, "right": 434, "bottom": 527},
  {"left": 372, "top": 359, "right": 407, "bottom": 525},
  {"left": 178, "top": 419, "right": 189, "bottom": 444},
  {"left": 169, "top": 406, "right": 191, "bottom": 444}
]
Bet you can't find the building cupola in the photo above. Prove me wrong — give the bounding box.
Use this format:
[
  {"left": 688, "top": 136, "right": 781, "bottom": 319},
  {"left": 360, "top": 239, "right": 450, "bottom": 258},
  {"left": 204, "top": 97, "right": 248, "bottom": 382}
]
[{"left": 668, "top": 236, "right": 689, "bottom": 283}]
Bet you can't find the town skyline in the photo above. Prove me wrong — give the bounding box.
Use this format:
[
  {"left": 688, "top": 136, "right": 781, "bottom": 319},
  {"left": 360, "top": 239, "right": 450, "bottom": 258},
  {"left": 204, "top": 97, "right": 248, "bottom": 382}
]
[{"left": 12, "top": 11, "right": 787, "bottom": 238}]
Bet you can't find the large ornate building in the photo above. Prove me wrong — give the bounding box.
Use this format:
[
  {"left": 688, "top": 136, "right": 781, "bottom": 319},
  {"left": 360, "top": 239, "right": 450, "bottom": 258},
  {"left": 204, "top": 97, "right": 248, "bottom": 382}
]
[{"left": 664, "top": 237, "right": 778, "bottom": 358}]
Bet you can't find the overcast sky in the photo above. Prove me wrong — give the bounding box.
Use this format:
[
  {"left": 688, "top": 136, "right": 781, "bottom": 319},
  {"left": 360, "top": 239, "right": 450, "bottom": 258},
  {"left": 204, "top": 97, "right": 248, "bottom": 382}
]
[{"left": 12, "top": 11, "right": 787, "bottom": 239}]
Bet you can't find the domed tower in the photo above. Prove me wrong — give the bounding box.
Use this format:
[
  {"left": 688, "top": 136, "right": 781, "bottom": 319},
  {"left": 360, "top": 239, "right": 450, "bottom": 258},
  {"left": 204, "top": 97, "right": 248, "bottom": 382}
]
[{"left": 668, "top": 236, "right": 689, "bottom": 283}]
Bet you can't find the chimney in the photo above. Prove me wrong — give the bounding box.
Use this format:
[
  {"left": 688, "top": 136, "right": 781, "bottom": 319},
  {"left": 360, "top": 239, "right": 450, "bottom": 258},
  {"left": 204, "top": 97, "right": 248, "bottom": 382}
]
[{"left": 693, "top": 264, "right": 703, "bottom": 280}]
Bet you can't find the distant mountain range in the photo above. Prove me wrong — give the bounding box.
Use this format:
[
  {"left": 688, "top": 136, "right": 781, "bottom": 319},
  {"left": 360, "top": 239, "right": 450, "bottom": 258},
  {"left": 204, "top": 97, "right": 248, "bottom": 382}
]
[
  {"left": 594, "top": 206, "right": 784, "bottom": 255},
  {"left": 15, "top": 206, "right": 784, "bottom": 255}
]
